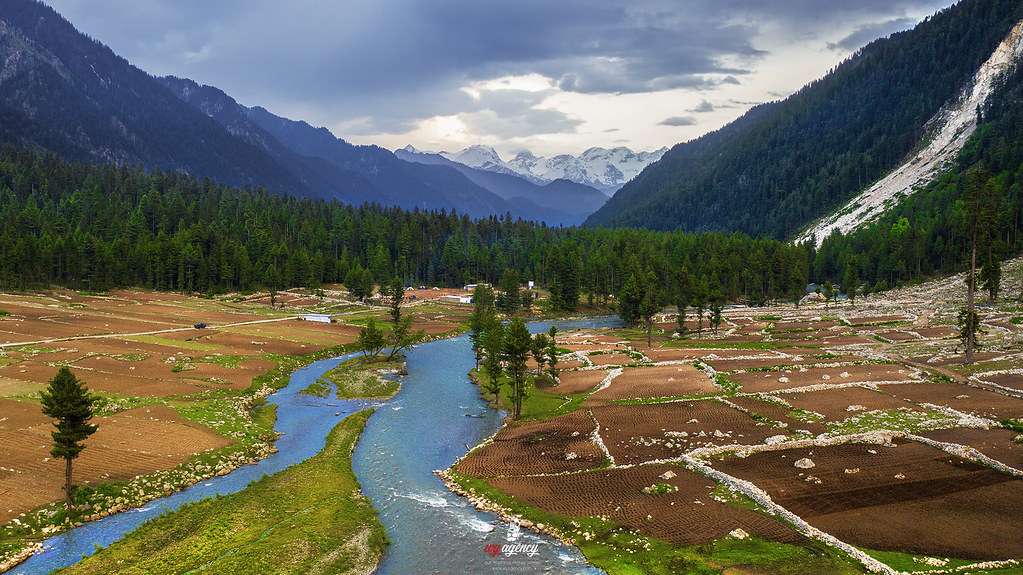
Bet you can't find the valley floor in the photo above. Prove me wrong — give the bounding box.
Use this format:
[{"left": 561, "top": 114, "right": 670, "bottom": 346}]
[
  {"left": 448, "top": 262, "right": 1023, "bottom": 575},
  {"left": 0, "top": 285, "right": 470, "bottom": 570}
]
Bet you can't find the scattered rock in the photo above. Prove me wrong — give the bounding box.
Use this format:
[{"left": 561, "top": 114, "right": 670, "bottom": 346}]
[
  {"left": 794, "top": 457, "right": 815, "bottom": 469},
  {"left": 728, "top": 528, "right": 749, "bottom": 540}
]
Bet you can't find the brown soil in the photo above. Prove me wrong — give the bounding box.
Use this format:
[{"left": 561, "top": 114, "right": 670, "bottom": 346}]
[
  {"left": 454, "top": 411, "right": 603, "bottom": 477},
  {"left": 712, "top": 440, "right": 1023, "bottom": 559},
  {"left": 642, "top": 348, "right": 756, "bottom": 362},
  {"left": 773, "top": 320, "right": 842, "bottom": 331},
  {"left": 705, "top": 354, "right": 862, "bottom": 372},
  {"left": 554, "top": 370, "right": 608, "bottom": 394},
  {"left": 920, "top": 428, "right": 1023, "bottom": 470},
  {"left": 887, "top": 383, "right": 1023, "bottom": 420},
  {"left": 982, "top": 372, "right": 1023, "bottom": 392},
  {"left": 876, "top": 331, "right": 921, "bottom": 343},
  {"left": 782, "top": 386, "right": 920, "bottom": 421},
  {"left": 0, "top": 405, "right": 230, "bottom": 523},
  {"left": 489, "top": 464, "right": 804, "bottom": 546},
  {"left": 845, "top": 315, "right": 912, "bottom": 326},
  {"left": 590, "top": 365, "right": 716, "bottom": 401},
  {"left": 586, "top": 353, "right": 635, "bottom": 366},
  {"left": 592, "top": 400, "right": 785, "bottom": 464},
  {"left": 725, "top": 396, "right": 827, "bottom": 435},
  {"left": 911, "top": 326, "right": 958, "bottom": 340},
  {"left": 732, "top": 364, "right": 917, "bottom": 393}
]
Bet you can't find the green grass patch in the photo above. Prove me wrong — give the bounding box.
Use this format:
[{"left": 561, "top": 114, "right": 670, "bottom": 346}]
[
  {"left": 323, "top": 356, "right": 403, "bottom": 399},
  {"left": 862, "top": 548, "right": 1013, "bottom": 573},
  {"left": 57, "top": 410, "right": 386, "bottom": 575},
  {"left": 472, "top": 369, "right": 588, "bottom": 420},
  {"left": 713, "top": 373, "right": 741, "bottom": 395},
  {"left": 300, "top": 379, "right": 333, "bottom": 397},
  {"left": 827, "top": 408, "right": 957, "bottom": 435},
  {"left": 249, "top": 398, "right": 277, "bottom": 430}
]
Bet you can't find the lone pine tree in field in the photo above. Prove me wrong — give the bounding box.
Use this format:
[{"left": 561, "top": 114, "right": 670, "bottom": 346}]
[
  {"left": 40, "top": 367, "right": 98, "bottom": 514},
  {"left": 385, "top": 277, "right": 424, "bottom": 361},
  {"left": 961, "top": 165, "right": 999, "bottom": 364},
  {"left": 358, "top": 318, "right": 386, "bottom": 358}
]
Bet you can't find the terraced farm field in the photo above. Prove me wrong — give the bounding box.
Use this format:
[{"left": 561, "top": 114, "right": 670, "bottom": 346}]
[{"left": 448, "top": 271, "right": 1023, "bottom": 575}]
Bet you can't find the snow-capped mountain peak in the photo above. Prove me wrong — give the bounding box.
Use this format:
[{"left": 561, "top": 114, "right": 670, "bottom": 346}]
[
  {"left": 439, "top": 145, "right": 505, "bottom": 169},
  {"left": 416, "top": 144, "right": 667, "bottom": 195}
]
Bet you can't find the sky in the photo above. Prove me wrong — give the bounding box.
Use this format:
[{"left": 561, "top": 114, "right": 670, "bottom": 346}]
[{"left": 48, "top": 0, "right": 955, "bottom": 157}]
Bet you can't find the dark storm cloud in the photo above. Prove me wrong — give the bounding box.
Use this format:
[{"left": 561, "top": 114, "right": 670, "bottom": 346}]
[
  {"left": 688, "top": 100, "right": 716, "bottom": 113},
  {"left": 659, "top": 116, "right": 698, "bottom": 127},
  {"left": 45, "top": 0, "right": 954, "bottom": 137}
]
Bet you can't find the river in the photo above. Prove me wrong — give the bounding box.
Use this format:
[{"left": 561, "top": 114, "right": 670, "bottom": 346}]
[{"left": 11, "top": 316, "right": 619, "bottom": 574}]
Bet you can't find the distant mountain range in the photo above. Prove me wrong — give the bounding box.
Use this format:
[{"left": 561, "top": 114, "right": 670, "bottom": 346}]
[
  {"left": 405, "top": 144, "right": 667, "bottom": 195},
  {"left": 586, "top": 0, "right": 1023, "bottom": 239},
  {"left": 0, "top": 0, "right": 607, "bottom": 225},
  {"left": 395, "top": 146, "right": 607, "bottom": 225}
]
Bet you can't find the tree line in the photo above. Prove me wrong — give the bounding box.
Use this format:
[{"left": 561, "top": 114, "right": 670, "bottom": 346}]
[{"left": 0, "top": 146, "right": 811, "bottom": 307}]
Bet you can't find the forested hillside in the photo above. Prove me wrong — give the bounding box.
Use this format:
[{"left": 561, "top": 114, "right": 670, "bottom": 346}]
[
  {"left": 0, "top": 146, "right": 809, "bottom": 306},
  {"left": 586, "top": 0, "right": 1023, "bottom": 239},
  {"left": 811, "top": 53, "right": 1023, "bottom": 293}
]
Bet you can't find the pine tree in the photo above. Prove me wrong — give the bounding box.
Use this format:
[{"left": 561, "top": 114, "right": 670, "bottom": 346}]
[
  {"left": 40, "top": 367, "right": 97, "bottom": 513},
  {"left": 639, "top": 284, "right": 659, "bottom": 348},
  {"left": 842, "top": 260, "right": 859, "bottom": 306},
  {"left": 469, "top": 285, "right": 496, "bottom": 368},
  {"left": 618, "top": 273, "right": 643, "bottom": 325},
  {"left": 496, "top": 269, "right": 521, "bottom": 314},
  {"left": 531, "top": 333, "right": 549, "bottom": 377},
  {"left": 503, "top": 318, "right": 532, "bottom": 419},
  {"left": 545, "top": 326, "right": 559, "bottom": 382},
  {"left": 674, "top": 268, "right": 692, "bottom": 335},
  {"left": 481, "top": 321, "right": 505, "bottom": 405},
  {"left": 358, "top": 319, "right": 386, "bottom": 358}
]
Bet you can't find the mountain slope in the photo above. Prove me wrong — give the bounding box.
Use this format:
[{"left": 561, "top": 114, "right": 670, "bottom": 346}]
[
  {"left": 158, "top": 76, "right": 518, "bottom": 217},
  {"left": 800, "top": 18, "right": 1023, "bottom": 244},
  {"left": 395, "top": 146, "right": 608, "bottom": 225},
  {"left": 0, "top": 0, "right": 306, "bottom": 194},
  {"left": 586, "top": 0, "right": 1023, "bottom": 238}
]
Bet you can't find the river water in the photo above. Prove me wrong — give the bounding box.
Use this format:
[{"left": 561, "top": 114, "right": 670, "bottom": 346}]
[{"left": 11, "top": 317, "right": 619, "bottom": 574}]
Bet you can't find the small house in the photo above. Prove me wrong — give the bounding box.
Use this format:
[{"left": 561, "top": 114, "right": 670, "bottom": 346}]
[{"left": 299, "top": 314, "right": 331, "bottom": 324}]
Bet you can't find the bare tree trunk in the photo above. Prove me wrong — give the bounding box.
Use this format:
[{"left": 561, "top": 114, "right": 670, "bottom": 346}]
[
  {"left": 64, "top": 457, "right": 73, "bottom": 513},
  {"left": 966, "top": 243, "right": 977, "bottom": 365}
]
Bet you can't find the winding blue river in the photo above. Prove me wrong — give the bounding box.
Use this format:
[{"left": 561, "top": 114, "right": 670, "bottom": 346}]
[{"left": 11, "top": 316, "right": 619, "bottom": 574}]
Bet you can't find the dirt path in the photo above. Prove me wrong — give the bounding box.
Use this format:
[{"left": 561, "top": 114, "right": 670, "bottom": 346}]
[{"left": 0, "top": 316, "right": 299, "bottom": 349}]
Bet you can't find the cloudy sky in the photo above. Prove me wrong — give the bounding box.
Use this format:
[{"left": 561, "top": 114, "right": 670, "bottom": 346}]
[{"left": 48, "top": 0, "right": 954, "bottom": 157}]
